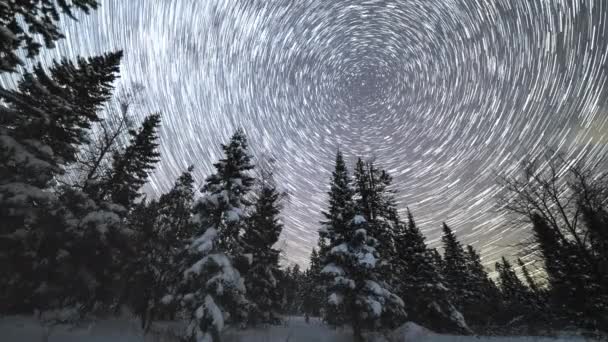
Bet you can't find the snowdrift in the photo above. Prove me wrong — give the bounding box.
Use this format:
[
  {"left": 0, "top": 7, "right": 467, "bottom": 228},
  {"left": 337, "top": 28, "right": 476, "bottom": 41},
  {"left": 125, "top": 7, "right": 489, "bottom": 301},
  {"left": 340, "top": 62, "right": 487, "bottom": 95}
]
[{"left": 0, "top": 316, "right": 596, "bottom": 342}]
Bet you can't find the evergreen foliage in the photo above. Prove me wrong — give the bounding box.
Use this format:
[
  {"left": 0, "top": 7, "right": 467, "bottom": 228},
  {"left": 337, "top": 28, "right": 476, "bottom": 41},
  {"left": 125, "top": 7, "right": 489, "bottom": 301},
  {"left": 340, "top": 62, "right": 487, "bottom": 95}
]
[
  {"left": 242, "top": 170, "right": 284, "bottom": 325},
  {"left": 0, "top": 0, "right": 99, "bottom": 72}
]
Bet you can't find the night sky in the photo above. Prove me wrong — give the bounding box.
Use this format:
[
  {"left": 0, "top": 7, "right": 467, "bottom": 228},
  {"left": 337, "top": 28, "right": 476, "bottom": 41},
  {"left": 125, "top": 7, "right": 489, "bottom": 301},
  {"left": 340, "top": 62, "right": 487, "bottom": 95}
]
[{"left": 3, "top": 0, "right": 608, "bottom": 268}]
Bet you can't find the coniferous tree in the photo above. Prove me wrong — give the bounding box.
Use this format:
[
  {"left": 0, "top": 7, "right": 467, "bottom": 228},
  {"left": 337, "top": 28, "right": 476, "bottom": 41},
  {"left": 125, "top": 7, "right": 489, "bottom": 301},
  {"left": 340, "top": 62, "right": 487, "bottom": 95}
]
[
  {"left": 531, "top": 213, "right": 605, "bottom": 328},
  {"left": 318, "top": 151, "right": 355, "bottom": 322},
  {"left": 322, "top": 215, "right": 405, "bottom": 342},
  {"left": 395, "top": 210, "right": 471, "bottom": 334},
  {"left": 0, "top": 0, "right": 99, "bottom": 72},
  {"left": 0, "top": 52, "right": 125, "bottom": 315},
  {"left": 242, "top": 170, "right": 284, "bottom": 326},
  {"left": 352, "top": 158, "right": 398, "bottom": 254},
  {"left": 440, "top": 223, "right": 470, "bottom": 311},
  {"left": 319, "top": 151, "right": 354, "bottom": 248},
  {"left": 429, "top": 248, "right": 444, "bottom": 270},
  {"left": 92, "top": 113, "right": 161, "bottom": 209},
  {"left": 165, "top": 130, "right": 253, "bottom": 342},
  {"left": 463, "top": 245, "right": 501, "bottom": 326},
  {"left": 495, "top": 257, "right": 530, "bottom": 321},
  {"left": 302, "top": 248, "right": 324, "bottom": 318},
  {"left": 125, "top": 167, "right": 196, "bottom": 327},
  {"left": 500, "top": 156, "right": 608, "bottom": 330}
]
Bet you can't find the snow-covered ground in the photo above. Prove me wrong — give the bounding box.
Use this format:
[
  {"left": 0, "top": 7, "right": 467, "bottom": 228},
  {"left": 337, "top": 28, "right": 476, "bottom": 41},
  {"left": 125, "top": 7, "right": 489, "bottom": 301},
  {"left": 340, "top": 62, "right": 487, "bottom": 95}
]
[{"left": 0, "top": 315, "right": 597, "bottom": 342}]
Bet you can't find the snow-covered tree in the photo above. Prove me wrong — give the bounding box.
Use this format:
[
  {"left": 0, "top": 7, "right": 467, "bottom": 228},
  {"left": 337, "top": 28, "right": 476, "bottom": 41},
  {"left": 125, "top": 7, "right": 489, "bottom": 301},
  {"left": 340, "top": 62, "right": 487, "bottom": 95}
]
[
  {"left": 242, "top": 169, "right": 284, "bottom": 325},
  {"left": 0, "top": 52, "right": 124, "bottom": 314},
  {"left": 395, "top": 210, "right": 471, "bottom": 334},
  {"left": 322, "top": 215, "right": 405, "bottom": 342},
  {"left": 125, "top": 167, "right": 196, "bottom": 327},
  {"left": 0, "top": 0, "right": 99, "bottom": 72},
  {"left": 167, "top": 130, "right": 254, "bottom": 341}
]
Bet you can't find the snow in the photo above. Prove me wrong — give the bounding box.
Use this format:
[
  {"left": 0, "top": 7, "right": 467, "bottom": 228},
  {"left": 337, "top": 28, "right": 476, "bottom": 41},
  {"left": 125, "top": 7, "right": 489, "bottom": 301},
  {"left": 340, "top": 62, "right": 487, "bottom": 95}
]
[
  {"left": 330, "top": 243, "right": 349, "bottom": 254},
  {"left": 321, "top": 263, "right": 344, "bottom": 276},
  {"left": 357, "top": 250, "right": 377, "bottom": 267},
  {"left": 366, "top": 298, "right": 383, "bottom": 317},
  {"left": 225, "top": 207, "right": 243, "bottom": 222},
  {"left": 204, "top": 294, "right": 224, "bottom": 330},
  {"left": 190, "top": 227, "right": 217, "bottom": 254},
  {"left": 354, "top": 215, "right": 367, "bottom": 224},
  {"left": 0, "top": 316, "right": 596, "bottom": 342}
]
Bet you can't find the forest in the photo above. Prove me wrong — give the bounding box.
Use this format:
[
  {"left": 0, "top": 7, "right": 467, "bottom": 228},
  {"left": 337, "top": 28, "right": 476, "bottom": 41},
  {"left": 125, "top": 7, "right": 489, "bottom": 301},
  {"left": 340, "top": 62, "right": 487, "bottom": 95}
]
[{"left": 1, "top": 2, "right": 607, "bottom": 342}]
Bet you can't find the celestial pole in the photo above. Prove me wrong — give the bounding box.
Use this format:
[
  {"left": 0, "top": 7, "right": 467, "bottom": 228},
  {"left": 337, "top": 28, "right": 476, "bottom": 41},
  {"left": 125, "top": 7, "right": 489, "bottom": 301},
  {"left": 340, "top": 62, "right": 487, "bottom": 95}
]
[{"left": 2, "top": 0, "right": 608, "bottom": 268}]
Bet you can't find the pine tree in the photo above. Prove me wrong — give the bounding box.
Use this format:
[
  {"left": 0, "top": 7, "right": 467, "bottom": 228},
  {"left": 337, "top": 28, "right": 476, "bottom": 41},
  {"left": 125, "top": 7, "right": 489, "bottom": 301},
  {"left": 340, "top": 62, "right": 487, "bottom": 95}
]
[
  {"left": 242, "top": 170, "right": 284, "bottom": 326},
  {"left": 0, "top": 52, "right": 124, "bottom": 315},
  {"left": 440, "top": 223, "right": 470, "bottom": 310},
  {"left": 352, "top": 159, "right": 401, "bottom": 297},
  {"left": 125, "top": 167, "right": 196, "bottom": 327},
  {"left": 429, "top": 248, "right": 444, "bottom": 270},
  {"left": 166, "top": 130, "right": 254, "bottom": 341},
  {"left": 319, "top": 151, "right": 354, "bottom": 247},
  {"left": 322, "top": 215, "right": 405, "bottom": 342},
  {"left": 94, "top": 113, "right": 161, "bottom": 208},
  {"left": 302, "top": 248, "right": 324, "bottom": 318},
  {"left": 495, "top": 257, "right": 530, "bottom": 321},
  {"left": 318, "top": 150, "right": 355, "bottom": 323},
  {"left": 0, "top": 0, "right": 99, "bottom": 72},
  {"left": 395, "top": 210, "right": 471, "bottom": 334},
  {"left": 463, "top": 245, "right": 501, "bottom": 326}
]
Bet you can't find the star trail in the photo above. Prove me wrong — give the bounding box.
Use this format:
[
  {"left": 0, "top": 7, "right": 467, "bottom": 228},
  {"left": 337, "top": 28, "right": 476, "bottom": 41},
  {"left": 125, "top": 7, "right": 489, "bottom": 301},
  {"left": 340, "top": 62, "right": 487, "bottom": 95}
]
[{"left": 5, "top": 0, "right": 608, "bottom": 268}]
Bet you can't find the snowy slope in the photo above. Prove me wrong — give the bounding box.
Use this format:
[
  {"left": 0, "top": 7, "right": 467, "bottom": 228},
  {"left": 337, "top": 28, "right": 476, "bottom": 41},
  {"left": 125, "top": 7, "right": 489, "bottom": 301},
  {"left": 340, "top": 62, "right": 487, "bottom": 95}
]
[{"left": 0, "top": 316, "right": 597, "bottom": 342}]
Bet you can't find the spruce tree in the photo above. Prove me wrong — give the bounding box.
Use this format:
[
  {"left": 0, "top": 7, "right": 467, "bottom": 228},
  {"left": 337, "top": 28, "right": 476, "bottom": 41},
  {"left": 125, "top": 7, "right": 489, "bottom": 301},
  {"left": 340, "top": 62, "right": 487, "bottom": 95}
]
[
  {"left": 125, "top": 167, "right": 196, "bottom": 326},
  {"left": 395, "top": 210, "right": 471, "bottom": 334},
  {"left": 352, "top": 158, "right": 401, "bottom": 296},
  {"left": 0, "top": 0, "right": 99, "bottom": 72},
  {"left": 0, "top": 52, "right": 124, "bottom": 315},
  {"left": 319, "top": 151, "right": 354, "bottom": 247},
  {"left": 242, "top": 170, "right": 284, "bottom": 325},
  {"left": 463, "top": 245, "right": 501, "bottom": 326},
  {"left": 95, "top": 113, "right": 161, "bottom": 208},
  {"left": 440, "top": 223, "right": 470, "bottom": 310},
  {"left": 495, "top": 257, "right": 530, "bottom": 321},
  {"left": 322, "top": 215, "right": 405, "bottom": 342},
  {"left": 166, "top": 130, "right": 253, "bottom": 341},
  {"left": 302, "top": 248, "right": 324, "bottom": 318}
]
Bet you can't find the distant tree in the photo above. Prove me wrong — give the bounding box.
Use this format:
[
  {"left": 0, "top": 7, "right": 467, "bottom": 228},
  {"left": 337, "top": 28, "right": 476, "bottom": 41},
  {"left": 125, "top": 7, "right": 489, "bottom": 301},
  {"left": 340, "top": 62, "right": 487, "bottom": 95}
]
[{"left": 302, "top": 248, "right": 324, "bottom": 318}]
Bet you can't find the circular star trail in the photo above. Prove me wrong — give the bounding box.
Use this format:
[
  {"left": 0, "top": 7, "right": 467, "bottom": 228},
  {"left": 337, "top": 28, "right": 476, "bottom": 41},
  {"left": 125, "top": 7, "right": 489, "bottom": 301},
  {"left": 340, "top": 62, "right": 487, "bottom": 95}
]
[{"left": 9, "top": 0, "right": 608, "bottom": 268}]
